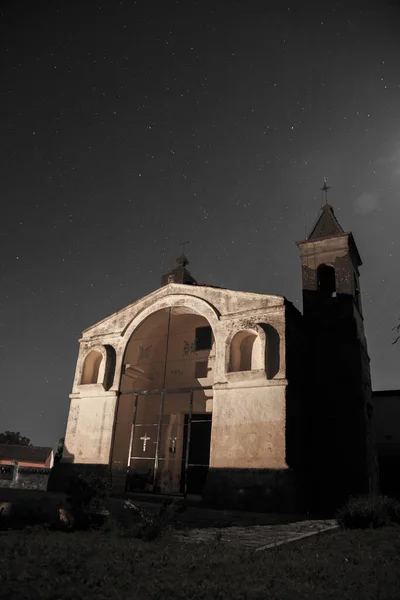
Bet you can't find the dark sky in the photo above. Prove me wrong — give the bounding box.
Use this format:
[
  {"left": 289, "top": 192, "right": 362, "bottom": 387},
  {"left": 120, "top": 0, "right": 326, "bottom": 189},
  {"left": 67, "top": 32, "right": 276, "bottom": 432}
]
[{"left": 1, "top": 0, "right": 400, "bottom": 449}]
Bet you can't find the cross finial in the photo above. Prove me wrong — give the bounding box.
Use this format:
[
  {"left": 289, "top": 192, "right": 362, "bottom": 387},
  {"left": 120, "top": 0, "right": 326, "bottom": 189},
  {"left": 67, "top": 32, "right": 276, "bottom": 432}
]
[
  {"left": 180, "top": 240, "right": 189, "bottom": 255},
  {"left": 176, "top": 240, "right": 190, "bottom": 267},
  {"left": 321, "top": 180, "right": 330, "bottom": 204}
]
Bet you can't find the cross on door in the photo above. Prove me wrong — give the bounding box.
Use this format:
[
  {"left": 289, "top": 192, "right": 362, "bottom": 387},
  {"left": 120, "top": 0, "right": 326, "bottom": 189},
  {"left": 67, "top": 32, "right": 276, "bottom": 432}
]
[{"left": 140, "top": 432, "right": 151, "bottom": 452}]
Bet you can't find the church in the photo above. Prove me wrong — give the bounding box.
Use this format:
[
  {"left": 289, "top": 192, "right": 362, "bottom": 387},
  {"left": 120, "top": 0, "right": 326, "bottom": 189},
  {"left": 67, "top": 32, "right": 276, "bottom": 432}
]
[{"left": 59, "top": 198, "right": 379, "bottom": 513}]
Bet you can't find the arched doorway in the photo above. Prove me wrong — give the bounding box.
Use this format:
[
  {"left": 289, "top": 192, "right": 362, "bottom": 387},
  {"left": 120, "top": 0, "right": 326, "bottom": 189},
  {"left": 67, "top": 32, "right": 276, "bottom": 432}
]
[{"left": 113, "top": 307, "right": 215, "bottom": 496}]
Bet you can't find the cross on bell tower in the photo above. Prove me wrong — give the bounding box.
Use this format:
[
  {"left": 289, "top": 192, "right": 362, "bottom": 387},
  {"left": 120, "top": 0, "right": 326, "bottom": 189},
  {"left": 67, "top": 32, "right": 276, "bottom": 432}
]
[{"left": 321, "top": 180, "right": 330, "bottom": 205}]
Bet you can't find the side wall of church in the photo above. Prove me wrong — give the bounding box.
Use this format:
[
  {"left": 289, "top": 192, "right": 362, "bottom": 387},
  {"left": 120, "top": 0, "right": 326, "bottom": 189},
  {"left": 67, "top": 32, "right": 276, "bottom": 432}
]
[{"left": 63, "top": 390, "right": 118, "bottom": 465}]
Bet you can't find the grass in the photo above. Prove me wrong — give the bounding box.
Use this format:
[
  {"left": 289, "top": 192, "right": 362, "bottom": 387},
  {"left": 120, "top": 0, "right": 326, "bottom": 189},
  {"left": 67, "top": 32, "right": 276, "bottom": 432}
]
[{"left": 1, "top": 525, "right": 400, "bottom": 599}]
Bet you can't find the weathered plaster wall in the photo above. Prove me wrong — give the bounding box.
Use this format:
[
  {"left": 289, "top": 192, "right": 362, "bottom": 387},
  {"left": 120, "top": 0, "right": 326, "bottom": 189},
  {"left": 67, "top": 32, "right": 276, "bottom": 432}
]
[
  {"left": 63, "top": 392, "right": 117, "bottom": 464},
  {"left": 210, "top": 384, "right": 287, "bottom": 469}
]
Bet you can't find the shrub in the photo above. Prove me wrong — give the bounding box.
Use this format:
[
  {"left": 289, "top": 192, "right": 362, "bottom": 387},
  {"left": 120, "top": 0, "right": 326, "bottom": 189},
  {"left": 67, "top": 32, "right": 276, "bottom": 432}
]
[
  {"left": 336, "top": 494, "right": 400, "bottom": 529},
  {"left": 62, "top": 472, "right": 111, "bottom": 530},
  {"left": 123, "top": 498, "right": 186, "bottom": 541}
]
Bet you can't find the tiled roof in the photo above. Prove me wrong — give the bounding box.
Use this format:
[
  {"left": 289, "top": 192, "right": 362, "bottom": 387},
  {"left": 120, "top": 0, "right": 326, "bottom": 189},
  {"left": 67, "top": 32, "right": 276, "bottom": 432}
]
[
  {"left": 0, "top": 444, "right": 53, "bottom": 464},
  {"left": 308, "top": 204, "right": 344, "bottom": 240}
]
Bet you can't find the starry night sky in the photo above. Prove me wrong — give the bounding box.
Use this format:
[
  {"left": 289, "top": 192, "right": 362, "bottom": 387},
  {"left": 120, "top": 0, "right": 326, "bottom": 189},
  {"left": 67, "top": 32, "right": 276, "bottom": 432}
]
[{"left": 1, "top": 0, "right": 399, "bottom": 449}]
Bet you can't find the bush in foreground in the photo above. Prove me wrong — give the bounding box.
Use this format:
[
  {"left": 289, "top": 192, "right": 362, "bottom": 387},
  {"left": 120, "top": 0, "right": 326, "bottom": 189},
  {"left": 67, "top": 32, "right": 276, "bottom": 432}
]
[
  {"left": 61, "top": 472, "right": 111, "bottom": 530},
  {"left": 122, "top": 498, "right": 187, "bottom": 541},
  {"left": 337, "top": 494, "right": 400, "bottom": 529}
]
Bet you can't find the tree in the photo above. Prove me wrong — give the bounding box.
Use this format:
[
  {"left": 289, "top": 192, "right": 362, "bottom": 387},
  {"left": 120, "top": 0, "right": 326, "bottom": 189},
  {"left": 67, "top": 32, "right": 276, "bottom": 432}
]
[
  {"left": 0, "top": 431, "right": 31, "bottom": 446},
  {"left": 55, "top": 437, "right": 65, "bottom": 463}
]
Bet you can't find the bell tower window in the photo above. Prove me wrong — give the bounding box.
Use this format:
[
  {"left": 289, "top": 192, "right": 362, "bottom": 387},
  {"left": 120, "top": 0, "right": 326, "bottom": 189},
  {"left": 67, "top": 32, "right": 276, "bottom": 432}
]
[{"left": 318, "top": 264, "right": 336, "bottom": 298}]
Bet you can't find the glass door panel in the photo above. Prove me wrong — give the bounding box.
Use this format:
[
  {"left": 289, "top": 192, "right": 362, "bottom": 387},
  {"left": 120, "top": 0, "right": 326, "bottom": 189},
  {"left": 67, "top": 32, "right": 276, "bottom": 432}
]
[
  {"left": 157, "top": 392, "right": 189, "bottom": 493},
  {"left": 127, "top": 393, "right": 161, "bottom": 492}
]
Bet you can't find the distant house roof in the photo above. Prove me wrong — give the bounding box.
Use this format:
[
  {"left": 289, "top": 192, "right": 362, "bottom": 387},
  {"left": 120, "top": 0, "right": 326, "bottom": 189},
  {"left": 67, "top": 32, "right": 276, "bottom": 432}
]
[
  {"left": 0, "top": 444, "right": 53, "bottom": 464},
  {"left": 372, "top": 390, "right": 400, "bottom": 397}
]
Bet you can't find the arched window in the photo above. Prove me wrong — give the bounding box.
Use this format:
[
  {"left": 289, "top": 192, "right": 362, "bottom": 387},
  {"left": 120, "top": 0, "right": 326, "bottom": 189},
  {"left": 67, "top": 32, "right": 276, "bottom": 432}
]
[
  {"left": 81, "top": 350, "right": 103, "bottom": 384},
  {"left": 229, "top": 331, "right": 261, "bottom": 372},
  {"left": 318, "top": 264, "right": 336, "bottom": 298}
]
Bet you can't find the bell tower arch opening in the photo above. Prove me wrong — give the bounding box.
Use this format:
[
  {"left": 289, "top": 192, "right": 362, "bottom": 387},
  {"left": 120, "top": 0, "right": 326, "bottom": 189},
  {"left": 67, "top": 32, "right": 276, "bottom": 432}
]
[
  {"left": 111, "top": 306, "right": 215, "bottom": 496},
  {"left": 317, "top": 264, "right": 336, "bottom": 298}
]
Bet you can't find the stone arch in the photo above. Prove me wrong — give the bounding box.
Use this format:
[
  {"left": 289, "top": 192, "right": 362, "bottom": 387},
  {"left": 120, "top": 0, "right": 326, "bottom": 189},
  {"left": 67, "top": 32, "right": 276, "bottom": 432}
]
[
  {"left": 81, "top": 349, "right": 103, "bottom": 384},
  {"left": 121, "top": 293, "right": 220, "bottom": 347},
  {"left": 79, "top": 344, "right": 116, "bottom": 388},
  {"left": 226, "top": 323, "right": 281, "bottom": 378},
  {"left": 226, "top": 324, "right": 266, "bottom": 373},
  {"left": 118, "top": 294, "right": 220, "bottom": 392},
  {"left": 114, "top": 294, "right": 219, "bottom": 494}
]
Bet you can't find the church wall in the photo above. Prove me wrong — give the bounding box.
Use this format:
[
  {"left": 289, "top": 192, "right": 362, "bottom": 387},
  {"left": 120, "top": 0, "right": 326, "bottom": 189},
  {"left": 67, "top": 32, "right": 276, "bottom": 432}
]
[
  {"left": 203, "top": 381, "right": 301, "bottom": 513},
  {"left": 63, "top": 392, "right": 117, "bottom": 465},
  {"left": 210, "top": 384, "right": 287, "bottom": 469},
  {"left": 202, "top": 301, "right": 299, "bottom": 511}
]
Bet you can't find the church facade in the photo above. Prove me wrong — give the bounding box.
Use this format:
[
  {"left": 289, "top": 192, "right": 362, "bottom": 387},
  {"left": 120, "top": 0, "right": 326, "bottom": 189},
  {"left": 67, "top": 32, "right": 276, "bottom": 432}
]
[{"left": 60, "top": 202, "right": 378, "bottom": 513}]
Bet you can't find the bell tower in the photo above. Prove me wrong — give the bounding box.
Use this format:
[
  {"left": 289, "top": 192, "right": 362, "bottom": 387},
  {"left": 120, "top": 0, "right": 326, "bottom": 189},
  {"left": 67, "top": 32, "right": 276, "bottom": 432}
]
[
  {"left": 296, "top": 190, "right": 378, "bottom": 512},
  {"left": 160, "top": 253, "right": 197, "bottom": 287},
  {"left": 161, "top": 241, "right": 197, "bottom": 287}
]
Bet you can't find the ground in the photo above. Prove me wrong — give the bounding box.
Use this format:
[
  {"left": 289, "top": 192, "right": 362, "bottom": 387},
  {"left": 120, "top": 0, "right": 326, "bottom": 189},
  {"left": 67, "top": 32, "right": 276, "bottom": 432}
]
[{"left": 1, "top": 525, "right": 400, "bottom": 599}]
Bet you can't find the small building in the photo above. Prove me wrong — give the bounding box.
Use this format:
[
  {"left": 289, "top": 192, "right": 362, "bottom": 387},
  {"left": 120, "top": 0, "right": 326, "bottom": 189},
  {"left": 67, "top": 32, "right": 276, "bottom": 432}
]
[
  {"left": 0, "top": 445, "right": 54, "bottom": 491},
  {"left": 0, "top": 444, "right": 54, "bottom": 469}
]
